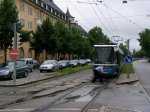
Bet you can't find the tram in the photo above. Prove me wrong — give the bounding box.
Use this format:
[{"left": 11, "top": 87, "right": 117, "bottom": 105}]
[{"left": 93, "top": 44, "right": 123, "bottom": 77}]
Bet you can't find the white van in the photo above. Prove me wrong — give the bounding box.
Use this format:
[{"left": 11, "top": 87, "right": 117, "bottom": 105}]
[{"left": 18, "top": 58, "right": 34, "bottom": 72}]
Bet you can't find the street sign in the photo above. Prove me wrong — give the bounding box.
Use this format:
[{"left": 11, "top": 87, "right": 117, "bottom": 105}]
[
  {"left": 124, "top": 55, "right": 132, "bottom": 64},
  {"left": 10, "top": 49, "right": 19, "bottom": 58}
]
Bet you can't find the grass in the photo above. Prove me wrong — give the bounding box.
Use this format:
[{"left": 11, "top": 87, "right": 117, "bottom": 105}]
[
  {"left": 46, "top": 65, "right": 92, "bottom": 77},
  {"left": 120, "top": 63, "right": 135, "bottom": 74}
]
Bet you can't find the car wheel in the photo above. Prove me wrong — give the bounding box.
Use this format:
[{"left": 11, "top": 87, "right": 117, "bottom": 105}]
[
  {"left": 40, "top": 70, "right": 42, "bottom": 73},
  {"left": 24, "top": 71, "right": 28, "bottom": 77},
  {"left": 11, "top": 73, "right": 14, "bottom": 80},
  {"left": 10, "top": 72, "right": 17, "bottom": 80},
  {"left": 31, "top": 68, "right": 33, "bottom": 72}
]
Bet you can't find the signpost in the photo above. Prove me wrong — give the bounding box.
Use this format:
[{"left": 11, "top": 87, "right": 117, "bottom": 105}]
[
  {"left": 124, "top": 55, "right": 132, "bottom": 64},
  {"left": 124, "top": 55, "right": 132, "bottom": 79},
  {"left": 10, "top": 49, "right": 19, "bottom": 58}
]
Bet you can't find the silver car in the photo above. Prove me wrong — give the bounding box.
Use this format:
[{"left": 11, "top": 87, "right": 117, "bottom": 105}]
[{"left": 39, "top": 60, "right": 59, "bottom": 72}]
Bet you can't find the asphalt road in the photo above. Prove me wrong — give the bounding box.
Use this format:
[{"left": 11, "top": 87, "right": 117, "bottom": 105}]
[{"left": 133, "top": 59, "right": 150, "bottom": 98}]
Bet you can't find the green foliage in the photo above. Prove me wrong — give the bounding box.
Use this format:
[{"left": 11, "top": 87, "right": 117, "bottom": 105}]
[
  {"left": 119, "top": 43, "right": 128, "bottom": 56},
  {"left": 0, "top": 0, "right": 18, "bottom": 61},
  {"left": 19, "top": 30, "right": 33, "bottom": 43},
  {"left": 133, "top": 49, "right": 146, "bottom": 58},
  {"left": 121, "top": 63, "right": 135, "bottom": 74},
  {"left": 87, "top": 26, "right": 110, "bottom": 46},
  {"left": 31, "top": 18, "right": 57, "bottom": 57},
  {"left": 54, "top": 21, "right": 72, "bottom": 55},
  {"left": 138, "top": 29, "right": 150, "bottom": 57}
]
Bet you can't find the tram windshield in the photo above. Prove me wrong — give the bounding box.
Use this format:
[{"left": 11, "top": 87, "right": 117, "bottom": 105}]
[{"left": 94, "top": 47, "right": 115, "bottom": 64}]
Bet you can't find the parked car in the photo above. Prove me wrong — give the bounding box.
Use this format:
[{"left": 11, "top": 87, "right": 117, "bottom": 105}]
[
  {"left": 58, "top": 60, "right": 69, "bottom": 69},
  {"left": 86, "top": 59, "right": 91, "bottom": 63},
  {"left": 69, "top": 59, "right": 79, "bottom": 67},
  {"left": 17, "top": 58, "right": 34, "bottom": 72},
  {"left": 33, "top": 60, "right": 40, "bottom": 69},
  {"left": 78, "top": 59, "right": 88, "bottom": 66},
  {"left": 0, "top": 61, "right": 29, "bottom": 80},
  {"left": 39, "top": 60, "right": 59, "bottom": 72}
]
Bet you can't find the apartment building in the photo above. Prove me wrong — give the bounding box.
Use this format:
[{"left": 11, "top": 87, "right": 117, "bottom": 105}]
[{"left": 0, "top": 0, "right": 70, "bottom": 63}]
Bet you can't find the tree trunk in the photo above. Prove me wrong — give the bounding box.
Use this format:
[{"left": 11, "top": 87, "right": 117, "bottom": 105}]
[
  {"left": 45, "top": 50, "right": 48, "bottom": 60},
  {"left": 4, "top": 48, "right": 7, "bottom": 62}
]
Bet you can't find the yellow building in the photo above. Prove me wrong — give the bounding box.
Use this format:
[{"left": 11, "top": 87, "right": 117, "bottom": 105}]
[{"left": 0, "top": 0, "right": 69, "bottom": 63}]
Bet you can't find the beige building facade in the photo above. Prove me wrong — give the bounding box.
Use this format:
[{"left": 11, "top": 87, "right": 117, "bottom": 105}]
[{"left": 0, "top": 0, "right": 69, "bottom": 63}]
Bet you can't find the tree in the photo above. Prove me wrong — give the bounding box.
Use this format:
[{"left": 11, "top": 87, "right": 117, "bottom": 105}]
[
  {"left": 31, "top": 18, "right": 57, "bottom": 59},
  {"left": 54, "top": 21, "right": 72, "bottom": 59},
  {"left": 71, "top": 27, "right": 84, "bottom": 59},
  {"left": 87, "top": 26, "right": 109, "bottom": 47},
  {"left": 138, "top": 29, "right": 150, "bottom": 57},
  {"left": 79, "top": 38, "right": 92, "bottom": 59},
  {"left": 119, "top": 43, "right": 128, "bottom": 56},
  {"left": 133, "top": 49, "right": 146, "bottom": 58},
  {"left": 0, "top": 0, "right": 18, "bottom": 61},
  {"left": 19, "top": 30, "right": 33, "bottom": 44}
]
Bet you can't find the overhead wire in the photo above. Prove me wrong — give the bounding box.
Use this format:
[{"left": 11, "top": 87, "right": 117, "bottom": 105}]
[
  {"left": 67, "top": 0, "right": 95, "bottom": 30},
  {"left": 87, "top": 0, "right": 113, "bottom": 37},
  {"left": 103, "top": 0, "right": 122, "bottom": 43},
  {"left": 103, "top": 0, "right": 120, "bottom": 36},
  {"left": 99, "top": 2, "right": 144, "bottom": 29},
  {"left": 92, "top": 0, "right": 117, "bottom": 36}
]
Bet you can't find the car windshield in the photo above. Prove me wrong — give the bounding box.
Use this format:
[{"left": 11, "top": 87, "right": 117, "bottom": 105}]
[
  {"left": 58, "top": 60, "right": 67, "bottom": 64},
  {"left": 70, "top": 60, "right": 77, "bottom": 63},
  {"left": 43, "top": 60, "right": 55, "bottom": 64},
  {"left": 0, "top": 62, "right": 14, "bottom": 68}
]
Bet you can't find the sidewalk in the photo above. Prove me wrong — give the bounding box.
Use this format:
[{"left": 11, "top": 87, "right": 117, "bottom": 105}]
[
  {"left": 0, "top": 73, "right": 51, "bottom": 86},
  {"left": 116, "top": 73, "right": 139, "bottom": 84}
]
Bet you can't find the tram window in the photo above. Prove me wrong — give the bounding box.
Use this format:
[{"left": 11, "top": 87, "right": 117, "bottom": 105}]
[{"left": 94, "top": 47, "right": 114, "bottom": 64}]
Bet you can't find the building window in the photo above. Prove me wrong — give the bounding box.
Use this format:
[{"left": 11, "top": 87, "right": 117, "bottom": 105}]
[
  {"left": 20, "top": 18, "right": 25, "bottom": 26},
  {"left": 35, "top": 10, "right": 40, "bottom": 19},
  {"left": 28, "top": 7, "right": 32, "bottom": 15},
  {"left": 20, "top": 2, "right": 25, "bottom": 12},
  {"left": 28, "top": 21, "right": 32, "bottom": 29}
]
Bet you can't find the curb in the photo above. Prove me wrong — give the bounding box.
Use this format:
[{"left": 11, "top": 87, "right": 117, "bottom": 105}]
[{"left": 116, "top": 73, "right": 139, "bottom": 85}]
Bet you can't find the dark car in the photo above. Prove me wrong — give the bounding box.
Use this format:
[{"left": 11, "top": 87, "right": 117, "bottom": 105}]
[
  {"left": 58, "top": 60, "right": 69, "bottom": 69},
  {"left": 17, "top": 58, "right": 34, "bottom": 72},
  {"left": 69, "top": 59, "right": 79, "bottom": 67},
  {"left": 33, "top": 60, "right": 40, "bottom": 69},
  {"left": 0, "top": 61, "right": 29, "bottom": 80}
]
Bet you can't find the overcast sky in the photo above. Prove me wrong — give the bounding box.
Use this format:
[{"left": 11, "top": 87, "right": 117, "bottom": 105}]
[{"left": 54, "top": 0, "right": 150, "bottom": 52}]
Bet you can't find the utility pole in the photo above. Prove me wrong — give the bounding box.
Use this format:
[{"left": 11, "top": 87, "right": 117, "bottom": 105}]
[
  {"left": 13, "top": 23, "right": 17, "bottom": 82},
  {"left": 127, "top": 39, "right": 130, "bottom": 79}
]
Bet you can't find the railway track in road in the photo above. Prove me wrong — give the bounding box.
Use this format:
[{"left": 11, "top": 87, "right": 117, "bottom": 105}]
[
  {"left": 0, "top": 70, "right": 92, "bottom": 110},
  {"left": 31, "top": 80, "right": 111, "bottom": 112}
]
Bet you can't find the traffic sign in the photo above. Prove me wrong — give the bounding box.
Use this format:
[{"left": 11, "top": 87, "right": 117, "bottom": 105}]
[
  {"left": 10, "top": 49, "right": 19, "bottom": 58},
  {"left": 124, "top": 55, "right": 132, "bottom": 64}
]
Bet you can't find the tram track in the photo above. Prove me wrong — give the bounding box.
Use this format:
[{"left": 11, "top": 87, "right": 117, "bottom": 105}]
[
  {"left": 0, "top": 70, "right": 92, "bottom": 110},
  {"left": 30, "top": 80, "right": 111, "bottom": 112}
]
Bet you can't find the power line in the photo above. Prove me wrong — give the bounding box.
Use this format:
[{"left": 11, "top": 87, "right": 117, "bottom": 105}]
[
  {"left": 98, "top": 1, "right": 144, "bottom": 29},
  {"left": 93, "top": 0, "right": 118, "bottom": 36},
  {"left": 103, "top": 0, "right": 120, "bottom": 36},
  {"left": 67, "top": 0, "right": 95, "bottom": 29},
  {"left": 87, "top": 0, "right": 113, "bottom": 37}
]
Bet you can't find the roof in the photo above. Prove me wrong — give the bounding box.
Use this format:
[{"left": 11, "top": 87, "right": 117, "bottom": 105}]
[
  {"left": 66, "top": 8, "right": 74, "bottom": 18},
  {"left": 42, "top": 0, "right": 65, "bottom": 14}
]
